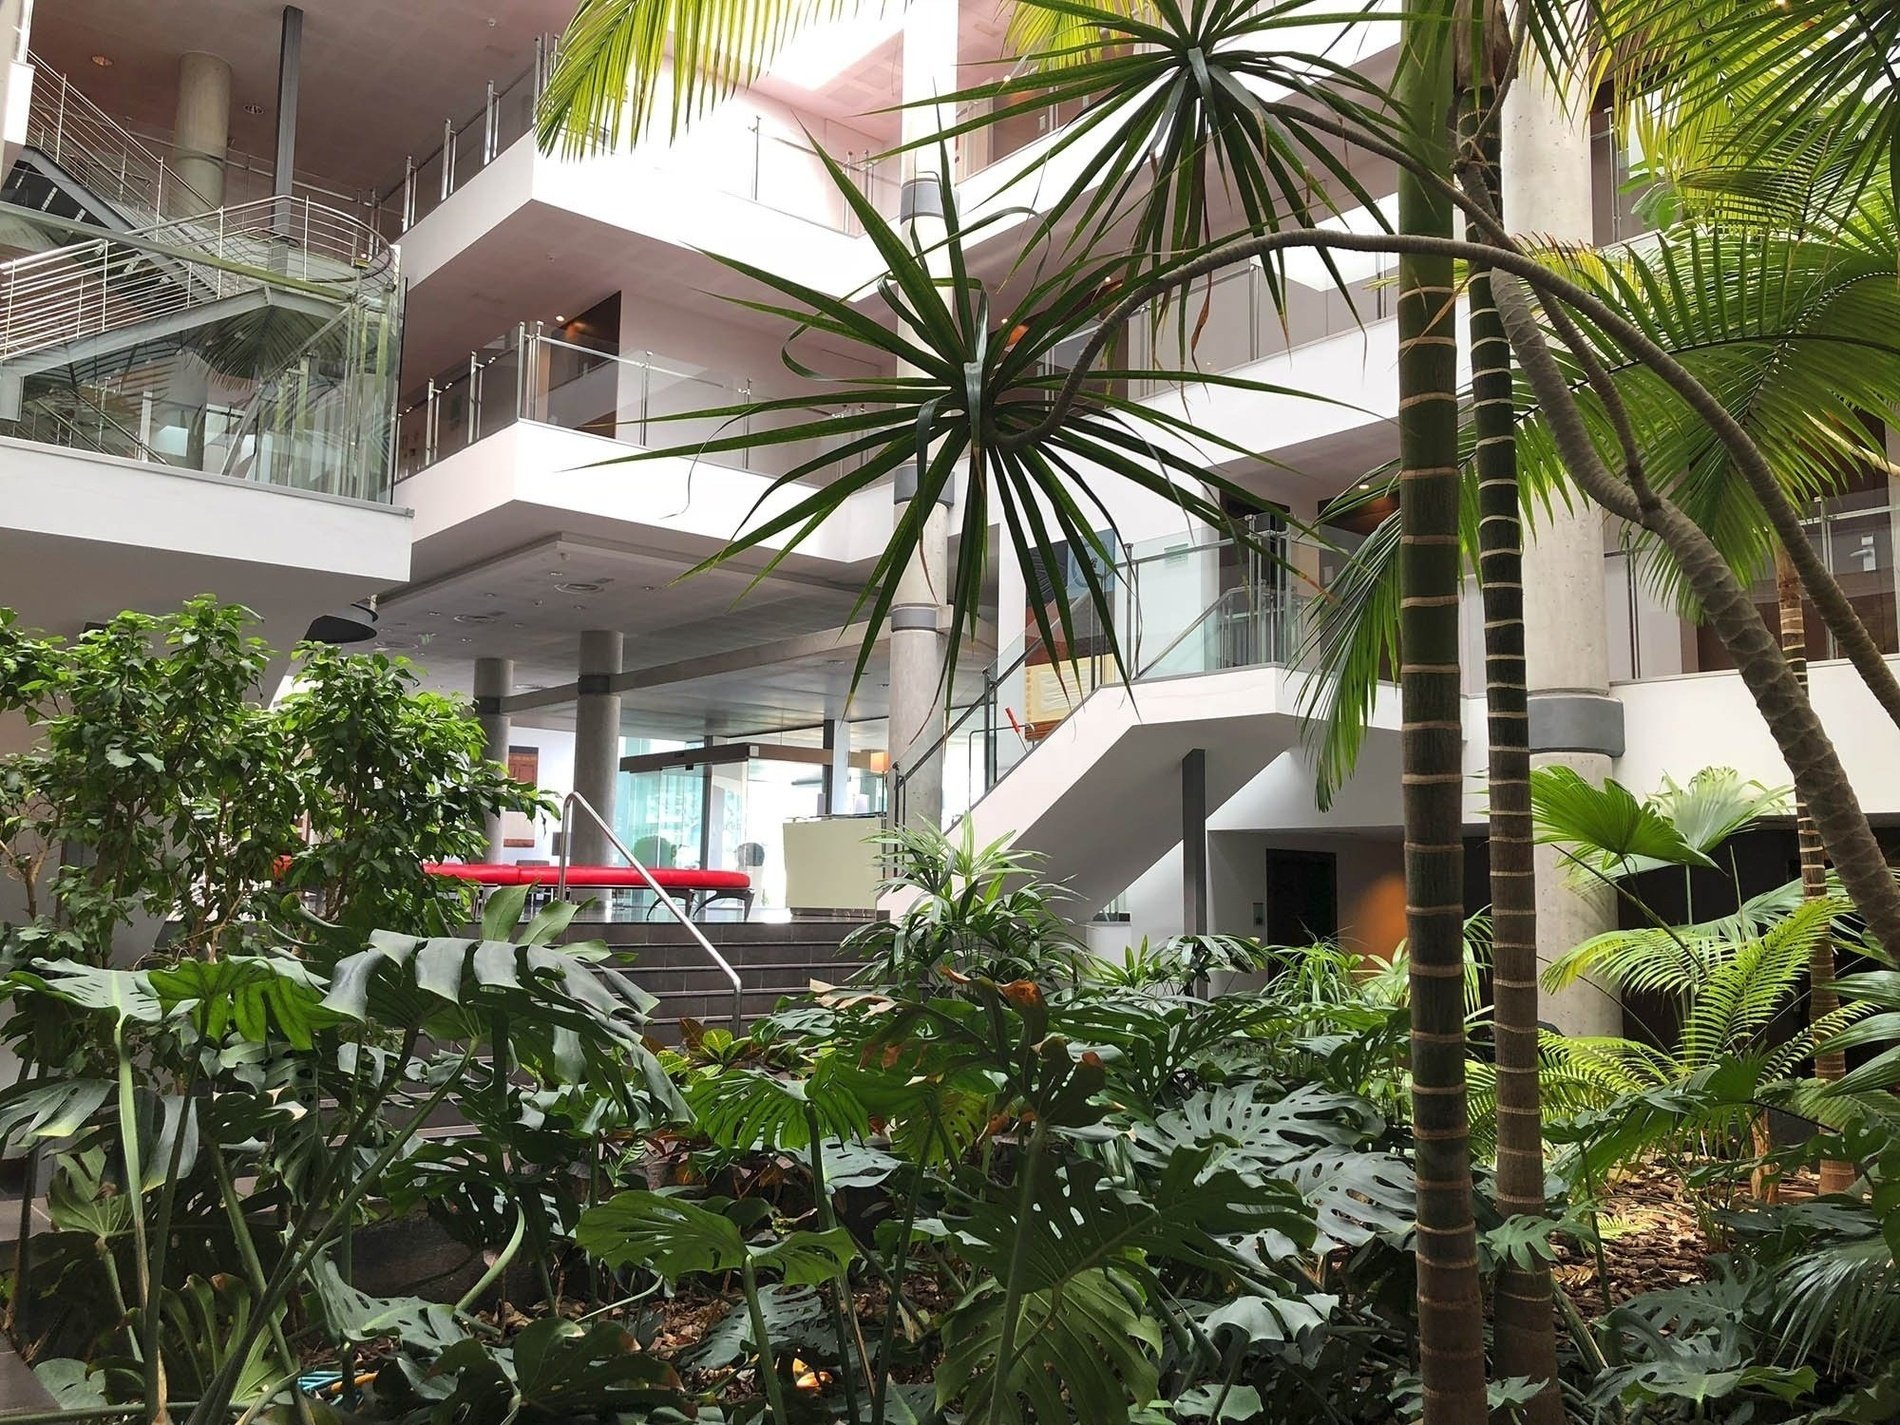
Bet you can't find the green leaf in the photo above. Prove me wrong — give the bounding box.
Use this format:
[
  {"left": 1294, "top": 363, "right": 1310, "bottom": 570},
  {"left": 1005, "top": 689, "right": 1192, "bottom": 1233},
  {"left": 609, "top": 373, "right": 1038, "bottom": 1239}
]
[
  {"left": 1532, "top": 766, "right": 1718, "bottom": 874},
  {"left": 752, "top": 1226, "right": 857, "bottom": 1286},
  {"left": 939, "top": 1266, "right": 1160, "bottom": 1425},
  {"left": 575, "top": 1191, "right": 747, "bottom": 1281}
]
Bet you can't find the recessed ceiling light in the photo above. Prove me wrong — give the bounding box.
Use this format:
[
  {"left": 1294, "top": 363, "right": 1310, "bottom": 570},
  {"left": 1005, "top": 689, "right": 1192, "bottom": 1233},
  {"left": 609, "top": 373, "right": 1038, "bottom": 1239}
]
[
  {"left": 557, "top": 580, "right": 603, "bottom": 593},
  {"left": 242, "top": 102, "right": 265, "bottom": 115},
  {"left": 554, "top": 314, "right": 567, "bottom": 323},
  {"left": 90, "top": 54, "right": 113, "bottom": 67},
  {"left": 454, "top": 612, "right": 499, "bottom": 624}
]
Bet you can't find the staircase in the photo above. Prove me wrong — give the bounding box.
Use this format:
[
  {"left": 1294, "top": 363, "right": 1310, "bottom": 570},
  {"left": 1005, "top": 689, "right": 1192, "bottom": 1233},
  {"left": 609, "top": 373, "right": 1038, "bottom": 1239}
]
[
  {"left": 7, "top": 55, "right": 211, "bottom": 231},
  {"left": 573, "top": 918, "right": 871, "bottom": 1042},
  {"left": 898, "top": 546, "right": 1404, "bottom": 917},
  {"left": 0, "top": 54, "right": 400, "bottom": 500}
]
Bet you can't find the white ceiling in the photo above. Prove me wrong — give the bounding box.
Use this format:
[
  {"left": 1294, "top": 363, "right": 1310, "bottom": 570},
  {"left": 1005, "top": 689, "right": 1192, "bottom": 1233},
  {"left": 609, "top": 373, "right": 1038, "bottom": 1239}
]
[{"left": 377, "top": 533, "right": 864, "bottom": 680}]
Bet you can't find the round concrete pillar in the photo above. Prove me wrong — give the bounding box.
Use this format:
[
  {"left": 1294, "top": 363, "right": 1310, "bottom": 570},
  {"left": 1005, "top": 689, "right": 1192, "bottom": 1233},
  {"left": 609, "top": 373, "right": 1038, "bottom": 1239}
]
[
  {"left": 473, "top": 657, "right": 513, "bottom": 861},
  {"left": 571, "top": 630, "right": 623, "bottom": 865},
  {"left": 1503, "top": 47, "right": 1624, "bottom": 1037},
  {"left": 172, "top": 52, "right": 230, "bottom": 214}
]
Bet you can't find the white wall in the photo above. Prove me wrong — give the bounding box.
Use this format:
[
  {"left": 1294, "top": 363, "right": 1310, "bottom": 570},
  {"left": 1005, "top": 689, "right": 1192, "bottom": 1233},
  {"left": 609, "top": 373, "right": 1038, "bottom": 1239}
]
[
  {"left": 1210, "top": 829, "right": 1407, "bottom": 960},
  {"left": 1615, "top": 657, "right": 1900, "bottom": 816}
]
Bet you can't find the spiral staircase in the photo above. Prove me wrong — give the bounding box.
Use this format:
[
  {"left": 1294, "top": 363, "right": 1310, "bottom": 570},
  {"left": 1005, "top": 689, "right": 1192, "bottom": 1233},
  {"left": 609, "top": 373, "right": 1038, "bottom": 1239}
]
[{"left": 0, "top": 55, "right": 401, "bottom": 502}]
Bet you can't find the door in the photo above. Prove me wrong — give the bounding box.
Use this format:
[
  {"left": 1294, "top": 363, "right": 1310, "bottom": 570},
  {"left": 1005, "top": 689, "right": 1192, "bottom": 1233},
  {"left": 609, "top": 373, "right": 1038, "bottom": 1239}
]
[{"left": 1263, "top": 848, "right": 1338, "bottom": 947}]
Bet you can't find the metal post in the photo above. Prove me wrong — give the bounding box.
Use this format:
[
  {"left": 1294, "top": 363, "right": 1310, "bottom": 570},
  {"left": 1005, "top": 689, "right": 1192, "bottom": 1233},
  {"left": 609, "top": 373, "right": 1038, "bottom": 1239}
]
[
  {"left": 532, "top": 34, "right": 547, "bottom": 99},
  {"left": 440, "top": 118, "right": 454, "bottom": 202},
  {"left": 423, "top": 377, "right": 438, "bottom": 466},
  {"left": 484, "top": 80, "right": 498, "bottom": 162},
  {"left": 640, "top": 353, "right": 652, "bottom": 444},
  {"left": 468, "top": 351, "right": 480, "bottom": 443},
  {"left": 274, "top": 7, "right": 303, "bottom": 205},
  {"left": 1182, "top": 747, "right": 1209, "bottom": 942},
  {"left": 514, "top": 321, "right": 529, "bottom": 421},
  {"left": 402, "top": 157, "right": 416, "bottom": 230}
]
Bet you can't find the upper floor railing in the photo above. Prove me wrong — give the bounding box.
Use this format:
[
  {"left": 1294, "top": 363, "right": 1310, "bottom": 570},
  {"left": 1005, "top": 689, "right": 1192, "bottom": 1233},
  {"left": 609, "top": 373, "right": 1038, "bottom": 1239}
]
[
  {"left": 24, "top": 51, "right": 214, "bottom": 223},
  {"left": 369, "top": 37, "right": 907, "bottom": 241},
  {"left": 1123, "top": 251, "right": 1398, "bottom": 395},
  {"left": 393, "top": 321, "right": 864, "bottom": 484}
]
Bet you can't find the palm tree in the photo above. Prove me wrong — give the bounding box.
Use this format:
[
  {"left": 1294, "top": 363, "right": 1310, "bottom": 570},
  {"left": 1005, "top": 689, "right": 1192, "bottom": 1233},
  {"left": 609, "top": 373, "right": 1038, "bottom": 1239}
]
[
  {"left": 1390, "top": 2, "right": 1488, "bottom": 1416},
  {"left": 1460, "top": 69, "right": 1563, "bottom": 1425},
  {"left": 530, "top": 7, "right": 1900, "bottom": 1418}
]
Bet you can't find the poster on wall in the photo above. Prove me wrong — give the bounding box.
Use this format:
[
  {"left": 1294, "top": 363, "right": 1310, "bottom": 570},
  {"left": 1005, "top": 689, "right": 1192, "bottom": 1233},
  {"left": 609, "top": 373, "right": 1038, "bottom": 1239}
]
[{"left": 503, "top": 746, "right": 539, "bottom": 849}]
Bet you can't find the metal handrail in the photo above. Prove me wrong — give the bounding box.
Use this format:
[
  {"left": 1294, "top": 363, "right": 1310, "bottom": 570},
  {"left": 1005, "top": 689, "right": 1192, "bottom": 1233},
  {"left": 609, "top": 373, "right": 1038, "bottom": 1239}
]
[
  {"left": 24, "top": 52, "right": 214, "bottom": 220},
  {"left": 554, "top": 791, "right": 745, "bottom": 1034}
]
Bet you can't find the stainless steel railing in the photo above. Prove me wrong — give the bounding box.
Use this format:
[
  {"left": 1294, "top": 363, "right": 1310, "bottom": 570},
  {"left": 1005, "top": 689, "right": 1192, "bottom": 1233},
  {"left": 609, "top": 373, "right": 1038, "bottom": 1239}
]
[
  {"left": 23, "top": 52, "right": 213, "bottom": 222},
  {"left": 555, "top": 791, "right": 745, "bottom": 1034}
]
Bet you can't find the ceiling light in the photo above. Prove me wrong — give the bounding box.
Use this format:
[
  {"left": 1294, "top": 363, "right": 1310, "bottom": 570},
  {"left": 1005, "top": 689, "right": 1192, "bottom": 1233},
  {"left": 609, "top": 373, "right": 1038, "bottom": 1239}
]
[
  {"left": 454, "top": 612, "right": 499, "bottom": 624},
  {"left": 554, "top": 314, "right": 567, "bottom": 323},
  {"left": 90, "top": 54, "right": 113, "bottom": 67},
  {"left": 242, "top": 102, "right": 265, "bottom": 116},
  {"left": 557, "top": 580, "right": 604, "bottom": 593}
]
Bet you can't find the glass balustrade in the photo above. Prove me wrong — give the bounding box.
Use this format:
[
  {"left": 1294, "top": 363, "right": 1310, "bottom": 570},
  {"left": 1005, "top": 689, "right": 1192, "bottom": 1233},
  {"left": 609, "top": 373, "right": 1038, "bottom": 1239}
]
[
  {"left": 393, "top": 324, "right": 866, "bottom": 484},
  {"left": 1123, "top": 257, "right": 1397, "bottom": 395},
  {"left": 378, "top": 40, "right": 904, "bottom": 240},
  {"left": 892, "top": 528, "right": 1332, "bottom": 829},
  {"left": 1605, "top": 500, "right": 1900, "bottom": 680}
]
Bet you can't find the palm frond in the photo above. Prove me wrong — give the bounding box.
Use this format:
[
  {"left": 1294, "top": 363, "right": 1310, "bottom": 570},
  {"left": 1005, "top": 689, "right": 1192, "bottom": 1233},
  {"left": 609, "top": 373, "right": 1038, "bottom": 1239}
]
[
  {"left": 537, "top": 0, "right": 868, "bottom": 152},
  {"left": 1768, "top": 1232, "right": 1900, "bottom": 1373},
  {"left": 1510, "top": 201, "right": 1900, "bottom": 613}
]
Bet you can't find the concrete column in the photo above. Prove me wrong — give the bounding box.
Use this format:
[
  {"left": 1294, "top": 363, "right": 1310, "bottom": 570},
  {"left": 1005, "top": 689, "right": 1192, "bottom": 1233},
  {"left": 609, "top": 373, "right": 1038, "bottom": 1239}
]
[
  {"left": 172, "top": 52, "right": 230, "bottom": 214},
  {"left": 1503, "top": 44, "right": 1623, "bottom": 1037},
  {"left": 473, "top": 657, "right": 513, "bottom": 861},
  {"left": 887, "top": 0, "right": 960, "bottom": 831},
  {"left": 571, "top": 630, "right": 623, "bottom": 865}
]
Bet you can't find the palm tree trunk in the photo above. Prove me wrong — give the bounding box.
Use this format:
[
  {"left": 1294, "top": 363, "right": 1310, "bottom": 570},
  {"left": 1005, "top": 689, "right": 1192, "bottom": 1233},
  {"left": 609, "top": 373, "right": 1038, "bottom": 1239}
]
[
  {"left": 1466, "top": 107, "right": 1562, "bottom": 1423},
  {"left": 1398, "top": 9, "right": 1488, "bottom": 1418},
  {"left": 1774, "top": 542, "right": 1855, "bottom": 1195}
]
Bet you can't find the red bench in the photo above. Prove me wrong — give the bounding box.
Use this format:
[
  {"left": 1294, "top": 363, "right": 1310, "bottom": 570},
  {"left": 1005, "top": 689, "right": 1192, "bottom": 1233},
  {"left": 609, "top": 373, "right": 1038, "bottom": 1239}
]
[{"left": 423, "top": 862, "right": 753, "bottom": 920}]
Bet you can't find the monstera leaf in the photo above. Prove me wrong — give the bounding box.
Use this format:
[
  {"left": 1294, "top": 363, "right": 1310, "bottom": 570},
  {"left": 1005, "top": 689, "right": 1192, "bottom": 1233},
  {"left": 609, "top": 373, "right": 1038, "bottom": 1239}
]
[
  {"left": 148, "top": 955, "right": 336, "bottom": 1049},
  {"left": 420, "top": 1317, "right": 684, "bottom": 1424},
  {"left": 938, "top": 1266, "right": 1161, "bottom": 1425},
  {"left": 1128, "top": 1083, "right": 1385, "bottom": 1180},
  {"left": 1279, "top": 1147, "right": 1416, "bottom": 1252},
  {"left": 323, "top": 929, "right": 682, "bottom": 1121},
  {"left": 687, "top": 1285, "right": 829, "bottom": 1370},
  {"left": 575, "top": 1191, "right": 856, "bottom": 1287},
  {"left": 682, "top": 1055, "right": 871, "bottom": 1151},
  {"left": 947, "top": 1148, "right": 1315, "bottom": 1292}
]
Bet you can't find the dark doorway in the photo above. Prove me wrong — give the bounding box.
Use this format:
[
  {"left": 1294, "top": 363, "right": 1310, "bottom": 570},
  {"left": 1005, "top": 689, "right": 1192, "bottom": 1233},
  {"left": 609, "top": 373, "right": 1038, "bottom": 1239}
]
[{"left": 1264, "top": 849, "right": 1338, "bottom": 945}]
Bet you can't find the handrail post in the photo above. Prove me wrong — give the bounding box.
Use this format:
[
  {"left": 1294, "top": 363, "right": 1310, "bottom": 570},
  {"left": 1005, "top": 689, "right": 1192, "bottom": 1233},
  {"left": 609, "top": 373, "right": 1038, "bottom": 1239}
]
[
  {"left": 640, "top": 352, "right": 652, "bottom": 445},
  {"left": 484, "top": 80, "right": 499, "bottom": 163},
  {"left": 402, "top": 157, "right": 417, "bottom": 230},
  {"left": 468, "top": 350, "right": 481, "bottom": 444},
  {"left": 440, "top": 118, "right": 455, "bottom": 202},
  {"left": 557, "top": 792, "right": 745, "bottom": 1034}
]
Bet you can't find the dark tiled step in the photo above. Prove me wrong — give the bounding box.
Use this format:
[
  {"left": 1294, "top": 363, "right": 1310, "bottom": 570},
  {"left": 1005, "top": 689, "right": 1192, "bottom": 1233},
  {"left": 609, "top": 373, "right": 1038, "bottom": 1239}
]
[{"left": 621, "top": 963, "right": 863, "bottom": 996}]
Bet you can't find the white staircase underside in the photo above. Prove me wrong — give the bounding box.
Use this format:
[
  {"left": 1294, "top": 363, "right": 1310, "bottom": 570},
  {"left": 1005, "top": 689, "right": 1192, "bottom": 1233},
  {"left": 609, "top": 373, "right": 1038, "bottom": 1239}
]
[{"left": 959, "top": 665, "right": 1407, "bottom": 917}]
